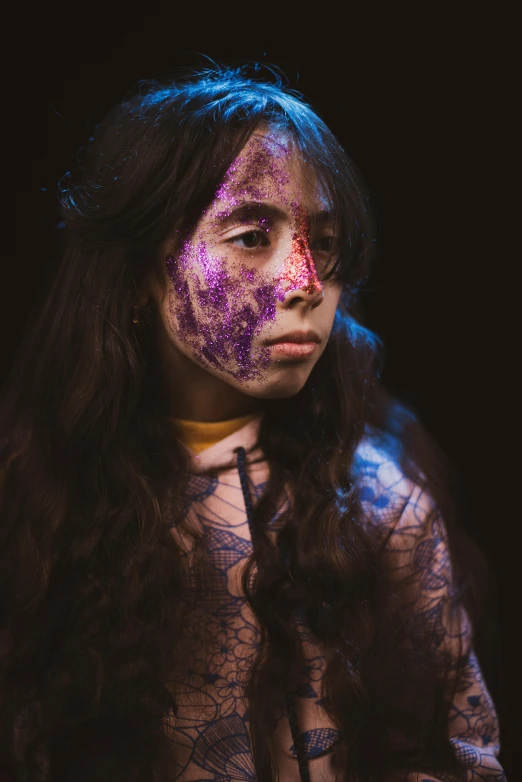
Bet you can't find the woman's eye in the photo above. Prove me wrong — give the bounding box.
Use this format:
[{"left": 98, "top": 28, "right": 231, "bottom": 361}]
[
  {"left": 313, "top": 235, "right": 336, "bottom": 253},
  {"left": 228, "top": 230, "right": 268, "bottom": 250}
]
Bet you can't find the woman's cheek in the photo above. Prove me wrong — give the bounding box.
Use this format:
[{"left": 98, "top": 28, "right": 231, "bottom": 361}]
[{"left": 164, "top": 245, "right": 279, "bottom": 382}]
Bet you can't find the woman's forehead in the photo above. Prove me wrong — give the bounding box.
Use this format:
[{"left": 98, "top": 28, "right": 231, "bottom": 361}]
[{"left": 213, "top": 129, "right": 331, "bottom": 215}]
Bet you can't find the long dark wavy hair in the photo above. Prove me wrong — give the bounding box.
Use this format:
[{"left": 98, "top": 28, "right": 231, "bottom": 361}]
[{"left": 0, "top": 65, "right": 497, "bottom": 781}]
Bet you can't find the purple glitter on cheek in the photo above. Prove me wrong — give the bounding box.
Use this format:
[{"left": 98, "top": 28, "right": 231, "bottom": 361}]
[
  {"left": 164, "top": 235, "right": 276, "bottom": 382},
  {"left": 193, "top": 244, "right": 230, "bottom": 311},
  {"left": 240, "top": 266, "right": 257, "bottom": 283},
  {"left": 231, "top": 303, "right": 257, "bottom": 373},
  {"left": 166, "top": 255, "right": 199, "bottom": 336},
  {"left": 253, "top": 283, "right": 277, "bottom": 322},
  {"left": 166, "top": 254, "right": 184, "bottom": 295}
]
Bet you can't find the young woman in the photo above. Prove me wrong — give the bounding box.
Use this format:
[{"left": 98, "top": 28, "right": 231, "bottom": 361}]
[{"left": 0, "top": 67, "right": 505, "bottom": 781}]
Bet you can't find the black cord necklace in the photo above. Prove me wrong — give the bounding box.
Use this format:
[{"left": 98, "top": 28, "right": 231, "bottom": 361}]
[{"left": 235, "top": 446, "right": 310, "bottom": 782}]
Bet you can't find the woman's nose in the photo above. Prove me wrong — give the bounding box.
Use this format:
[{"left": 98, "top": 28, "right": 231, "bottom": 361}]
[{"left": 278, "top": 233, "right": 324, "bottom": 301}]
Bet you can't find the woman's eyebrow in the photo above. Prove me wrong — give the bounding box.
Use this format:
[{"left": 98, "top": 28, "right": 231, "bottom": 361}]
[
  {"left": 214, "top": 202, "right": 288, "bottom": 228},
  {"left": 312, "top": 209, "right": 335, "bottom": 224},
  {"left": 214, "top": 202, "right": 335, "bottom": 228}
]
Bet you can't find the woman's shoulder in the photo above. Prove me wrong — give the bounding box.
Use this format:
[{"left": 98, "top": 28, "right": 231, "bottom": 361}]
[
  {"left": 352, "top": 428, "right": 436, "bottom": 537},
  {"left": 353, "top": 429, "right": 457, "bottom": 596}
]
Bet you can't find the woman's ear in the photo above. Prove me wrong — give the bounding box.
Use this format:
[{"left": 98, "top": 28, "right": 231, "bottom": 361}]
[
  {"left": 136, "top": 293, "right": 150, "bottom": 309},
  {"left": 135, "top": 268, "right": 161, "bottom": 307}
]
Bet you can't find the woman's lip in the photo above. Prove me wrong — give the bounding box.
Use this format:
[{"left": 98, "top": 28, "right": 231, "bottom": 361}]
[{"left": 267, "top": 341, "right": 318, "bottom": 358}]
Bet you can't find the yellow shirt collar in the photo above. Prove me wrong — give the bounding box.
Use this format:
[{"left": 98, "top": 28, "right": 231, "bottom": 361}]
[{"left": 169, "top": 411, "right": 262, "bottom": 455}]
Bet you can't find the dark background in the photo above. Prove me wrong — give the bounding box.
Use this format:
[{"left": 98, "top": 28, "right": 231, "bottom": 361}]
[{"left": 3, "top": 4, "right": 518, "bottom": 775}]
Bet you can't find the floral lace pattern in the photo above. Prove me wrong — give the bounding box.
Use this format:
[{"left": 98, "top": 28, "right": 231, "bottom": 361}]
[{"left": 159, "top": 437, "right": 505, "bottom": 781}]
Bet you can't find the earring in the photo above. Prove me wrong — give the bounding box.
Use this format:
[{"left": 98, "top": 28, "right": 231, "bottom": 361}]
[{"left": 132, "top": 304, "right": 140, "bottom": 325}]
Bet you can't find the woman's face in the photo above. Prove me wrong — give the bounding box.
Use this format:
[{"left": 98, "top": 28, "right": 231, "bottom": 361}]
[{"left": 153, "top": 128, "right": 343, "bottom": 409}]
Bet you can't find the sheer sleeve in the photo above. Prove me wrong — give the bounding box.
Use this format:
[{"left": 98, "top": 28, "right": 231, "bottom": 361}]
[{"left": 381, "top": 484, "right": 506, "bottom": 782}]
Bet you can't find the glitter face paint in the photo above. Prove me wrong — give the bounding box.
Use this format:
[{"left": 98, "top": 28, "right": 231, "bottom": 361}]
[{"left": 158, "top": 129, "right": 342, "bottom": 398}]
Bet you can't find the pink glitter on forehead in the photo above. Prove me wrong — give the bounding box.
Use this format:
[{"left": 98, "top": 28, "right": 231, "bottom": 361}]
[
  {"left": 216, "top": 133, "right": 291, "bottom": 207},
  {"left": 164, "top": 130, "right": 324, "bottom": 383}
]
